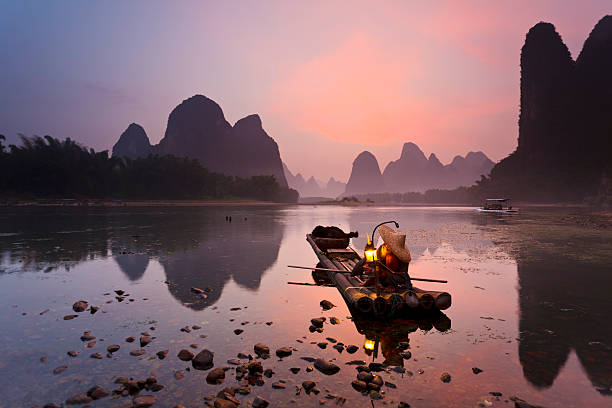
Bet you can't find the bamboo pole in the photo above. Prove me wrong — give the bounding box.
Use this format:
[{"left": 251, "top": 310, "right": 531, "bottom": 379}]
[{"left": 287, "top": 265, "right": 448, "bottom": 283}]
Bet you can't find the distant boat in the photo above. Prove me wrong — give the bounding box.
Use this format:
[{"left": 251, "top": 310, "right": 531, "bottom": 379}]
[{"left": 476, "top": 198, "right": 518, "bottom": 214}]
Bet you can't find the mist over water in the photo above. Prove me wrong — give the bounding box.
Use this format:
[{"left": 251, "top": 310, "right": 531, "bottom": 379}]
[{"left": 0, "top": 206, "right": 609, "bottom": 407}]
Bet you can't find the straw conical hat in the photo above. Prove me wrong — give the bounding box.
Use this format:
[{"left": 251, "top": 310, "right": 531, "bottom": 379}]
[{"left": 378, "top": 225, "right": 411, "bottom": 263}]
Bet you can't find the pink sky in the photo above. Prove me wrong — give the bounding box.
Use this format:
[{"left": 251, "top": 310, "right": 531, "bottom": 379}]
[{"left": 1, "top": 1, "right": 610, "bottom": 181}]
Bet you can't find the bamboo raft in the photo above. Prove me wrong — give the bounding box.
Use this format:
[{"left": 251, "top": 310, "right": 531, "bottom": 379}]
[{"left": 307, "top": 234, "right": 451, "bottom": 317}]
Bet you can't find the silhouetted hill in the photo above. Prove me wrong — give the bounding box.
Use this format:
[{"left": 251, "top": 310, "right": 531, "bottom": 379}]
[
  {"left": 112, "top": 95, "right": 288, "bottom": 187},
  {"left": 343, "top": 143, "right": 493, "bottom": 195},
  {"left": 112, "top": 123, "right": 152, "bottom": 159},
  {"left": 484, "top": 16, "right": 612, "bottom": 202},
  {"left": 344, "top": 151, "right": 385, "bottom": 195}
]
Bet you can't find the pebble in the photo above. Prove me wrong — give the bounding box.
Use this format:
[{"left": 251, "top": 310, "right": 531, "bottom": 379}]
[
  {"left": 67, "top": 350, "right": 79, "bottom": 357},
  {"left": 276, "top": 347, "right": 293, "bottom": 358},
  {"left": 346, "top": 345, "right": 358, "bottom": 354},
  {"left": 90, "top": 352, "right": 103, "bottom": 359},
  {"left": 206, "top": 367, "right": 227, "bottom": 384},
  {"left": 72, "top": 301, "right": 88, "bottom": 312},
  {"left": 314, "top": 359, "right": 340, "bottom": 375},
  {"left": 233, "top": 329, "right": 243, "bottom": 335},
  {"left": 177, "top": 349, "right": 194, "bottom": 361},
  {"left": 351, "top": 380, "right": 367, "bottom": 392},
  {"left": 385, "top": 381, "right": 397, "bottom": 389},
  {"left": 192, "top": 349, "right": 214, "bottom": 370},
  {"left": 133, "top": 395, "right": 157, "bottom": 407},
  {"left": 86, "top": 341, "right": 96, "bottom": 348},
  {"left": 254, "top": 343, "right": 270, "bottom": 357},
  {"left": 126, "top": 336, "right": 136, "bottom": 343},
  {"left": 317, "top": 342, "right": 328, "bottom": 349},
  {"left": 263, "top": 368, "right": 275, "bottom": 378},
  {"left": 398, "top": 403, "right": 411, "bottom": 408},
  {"left": 156, "top": 350, "right": 168, "bottom": 359},
  {"left": 227, "top": 359, "right": 241, "bottom": 365},
  {"left": 213, "top": 399, "right": 236, "bottom": 408},
  {"left": 130, "top": 349, "right": 146, "bottom": 356},
  {"left": 472, "top": 367, "right": 483, "bottom": 374},
  {"left": 248, "top": 361, "right": 263, "bottom": 374},
  {"left": 80, "top": 331, "right": 96, "bottom": 341},
  {"left": 192, "top": 325, "right": 201, "bottom": 330},
  {"left": 87, "top": 386, "right": 110, "bottom": 400},
  {"left": 53, "top": 365, "right": 67, "bottom": 374},
  {"left": 332, "top": 344, "right": 344, "bottom": 353},
  {"left": 302, "top": 380, "right": 316, "bottom": 392},
  {"left": 325, "top": 337, "right": 337, "bottom": 343},
  {"left": 252, "top": 396, "right": 270, "bottom": 408},
  {"left": 190, "top": 343, "right": 198, "bottom": 349},
  {"left": 311, "top": 317, "right": 326, "bottom": 327},
  {"left": 65, "top": 393, "right": 92, "bottom": 405},
  {"left": 107, "top": 344, "right": 120, "bottom": 353},
  {"left": 174, "top": 370, "right": 185, "bottom": 380},
  {"left": 330, "top": 317, "right": 340, "bottom": 325},
  {"left": 320, "top": 300, "right": 335, "bottom": 310},
  {"left": 90, "top": 306, "right": 99, "bottom": 314},
  {"left": 272, "top": 381, "right": 286, "bottom": 389},
  {"left": 306, "top": 365, "right": 313, "bottom": 372},
  {"left": 140, "top": 336, "right": 152, "bottom": 347},
  {"left": 63, "top": 315, "right": 78, "bottom": 320},
  {"left": 289, "top": 367, "right": 300, "bottom": 374},
  {"left": 440, "top": 372, "right": 451, "bottom": 383}
]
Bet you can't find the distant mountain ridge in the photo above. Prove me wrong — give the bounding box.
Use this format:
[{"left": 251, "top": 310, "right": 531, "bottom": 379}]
[
  {"left": 283, "top": 163, "right": 346, "bottom": 198},
  {"left": 112, "top": 95, "right": 287, "bottom": 187},
  {"left": 344, "top": 143, "right": 494, "bottom": 196}
]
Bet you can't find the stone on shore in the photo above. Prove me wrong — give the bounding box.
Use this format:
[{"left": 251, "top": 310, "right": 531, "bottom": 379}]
[
  {"left": 87, "top": 386, "right": 110, "bottom": 400},
  {"left": 254, "top": 343, "right": 270, "bottom": 357},
  {"left": 206, "top": 367, "right": 227, "bottom": 384},
  {"left": 320, "top": 300, "right": 335, "bottom": 310},
  {"left": 440, "top": 372, "right": 451, "bottom": 383},
  {"left": 252, "top": 396, "right": 270, "bottom": 408},
  {"left": 177, "top": 349, "right": 194, "bottom": 361},
  {"left": 65, "top": 393, "right": 92, "bottom": 405},
  {"left": 133, "top": 395, "right": 157, "bottom": 407}
]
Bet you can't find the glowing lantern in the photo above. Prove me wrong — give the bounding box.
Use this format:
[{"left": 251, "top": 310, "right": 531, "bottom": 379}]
[
  {"left": 364, "top": 234, "right": 378, "bottom": 264},
  {"left": 364, "top": 339, "right": 376, "bottom": 351}
]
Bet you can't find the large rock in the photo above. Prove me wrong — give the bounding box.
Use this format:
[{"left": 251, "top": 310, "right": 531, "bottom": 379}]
[
  {"left": 112, "top": 123, "right": 152, "bottom": 159},
  {"left": 192, "top": 349, "right": 214, "bottom": 370}
]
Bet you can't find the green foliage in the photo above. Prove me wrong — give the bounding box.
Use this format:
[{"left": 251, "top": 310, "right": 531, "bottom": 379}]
[{"left": 0, "top": 135, "right": 298, "bottom": 202}]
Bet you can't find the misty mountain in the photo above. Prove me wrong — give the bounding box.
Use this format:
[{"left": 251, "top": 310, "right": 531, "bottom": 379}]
[
  {"left": 112, "top": 95, "right": 287, "bottom": 187},
  {"left": 485, "top": 16, "right": 612, "bottom": 201},
  {"left": 282, "top": 162, "right": 346, "bottom": 197},
  {"left": 344, "top": 151, "right": 386, "bottom": 196},
  {"left": 343, "top": 143, "right": 494, "bottom": 195}
]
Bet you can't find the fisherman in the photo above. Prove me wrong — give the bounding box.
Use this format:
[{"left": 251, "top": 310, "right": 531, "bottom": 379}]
[{"left": 352, "top": 225, "right": 412, "bottom": 290}]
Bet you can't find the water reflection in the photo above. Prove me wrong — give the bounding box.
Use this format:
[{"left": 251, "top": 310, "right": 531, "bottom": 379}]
[
  {"left": 517, "top": 255, "right": 611, "bottom": 395},
  {"left": 482, "top": 212, "right": 612, "bottom": 396},
  {"left": 351, "top": 312, "right": 451, "bottom": 367},
  {"left": 0, "top": 207, "right": 285, "bottom": 310}
]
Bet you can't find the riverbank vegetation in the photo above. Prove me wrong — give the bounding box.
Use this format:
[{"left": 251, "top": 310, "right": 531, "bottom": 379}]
[{"left": 0, "top": 135, "right": 298, "bottom": 202}]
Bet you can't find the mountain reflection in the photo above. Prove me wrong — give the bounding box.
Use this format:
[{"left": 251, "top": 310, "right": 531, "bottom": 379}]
[
  {"left": 159, "top": 214, "right": 284, "bottom": 310},
  {"left": 483, "top": 213, "right": 612, "bottom": 396},
  {"left": 517, "top": 255, "right": 611, "bottom": 395},
  {"left": 0, "top": 206, "right": 285, "bottom": 311}
]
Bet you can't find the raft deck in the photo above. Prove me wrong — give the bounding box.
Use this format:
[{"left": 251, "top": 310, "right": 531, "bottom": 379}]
[{"left": 307, "top": 234, "right": 451, "bottom": 317}]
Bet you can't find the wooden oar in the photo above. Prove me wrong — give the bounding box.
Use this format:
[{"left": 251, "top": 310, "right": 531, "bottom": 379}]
[{"left": 287, "top": 265, "right": 448, "bottom": 284}]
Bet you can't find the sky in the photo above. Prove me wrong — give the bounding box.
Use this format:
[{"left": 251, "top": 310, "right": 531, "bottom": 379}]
[{"left": 1, "top": 1, "right": 610, "bottom": 182}]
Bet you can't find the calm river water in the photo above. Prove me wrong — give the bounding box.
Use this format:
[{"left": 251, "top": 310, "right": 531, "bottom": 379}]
[{"left": 0, "top": 205, "right": 610, "bottom": 408}]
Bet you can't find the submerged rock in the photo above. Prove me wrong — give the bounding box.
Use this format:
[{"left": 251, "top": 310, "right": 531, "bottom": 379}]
[
  {"left": 192, "top": 349, "right": 214, "bottom": 370},
  {"left": 53, "top": 365, "right": 67, "bottom": 375},
  {"left": 320, "top": 300, "right": 335, "bottom": 310},
  {"left": 72, "top": 301, "right": 88, "bottom": 312},
  {"left": 177, "top": 349, "right": 194, "bottom": 361},
  {"left": 87, "top": 386, "right": 110, "bottom": 400},
  {"left": 133, "top": 395, "right": 157, "bottom": 407},
  {"left": 314, "top": 359, "right": 340, "bottom": 375},
  {"left": 311, "top": 317, "right": 326, "bottom": 327},
  {"left": 346, "top": 345, "right": 358, "bottom": 354},
  {"left": 276, "top": 347, "right": 293, "bottom": 358},
  {"left": 440, "top": 372, "right": 451, "bottom": 383},
  {"left": 206, "top": 367, "right": 227, "bottom": 384},
  {"left": 252, "top": 396, "right": 270, "bottom": 408},
  {"left": 65, "top": 393, "right": 92, "bottom": 405},
  {"left": 254, "top": 343, "right": 270, "bottom": 357}
]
